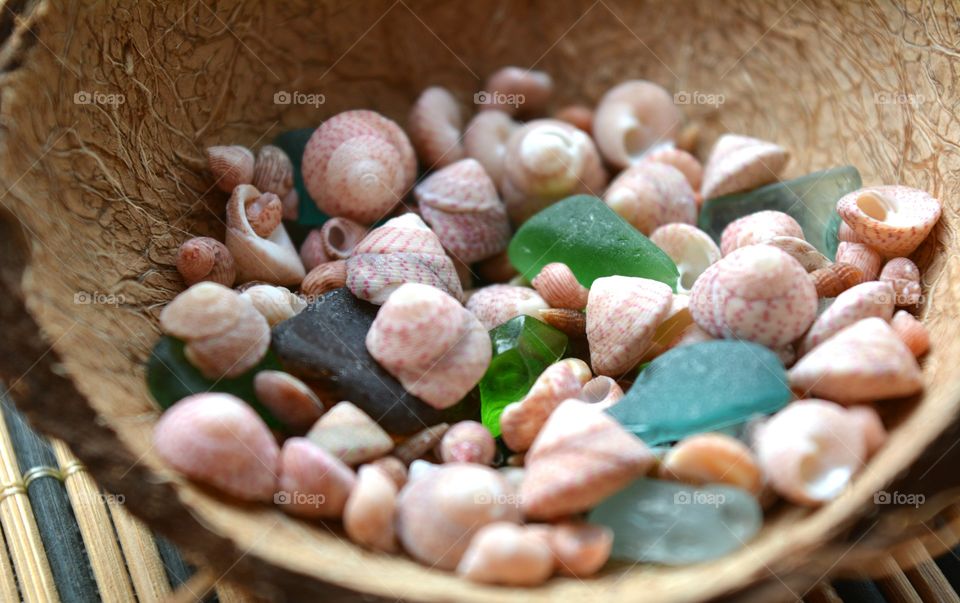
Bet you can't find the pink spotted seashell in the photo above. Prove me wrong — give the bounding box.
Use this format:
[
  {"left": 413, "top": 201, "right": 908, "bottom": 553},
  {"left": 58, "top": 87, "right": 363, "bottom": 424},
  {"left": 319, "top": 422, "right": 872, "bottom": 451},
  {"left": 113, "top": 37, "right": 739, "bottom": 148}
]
[
  {"left": 837, "top": 221, "right": 860, "bottom": 243},
  {"left": 719, "top": 210, "right": 804, "bottom": 256},
  {"left": 439, "top": 420, "right": 497, "bottom": 465},
  {"left": 482, "top": 67, "right": 553, "bottom": 116},
  {"left": 153, "top": 393, "right": 279, "bottom": 501},
  {"left": 252, "top": 145, "right": 295, "bottom": 201},
  {"left": 891, "top": 310, "right": 930, "bottom": 357},
  {"left": 586, "top": 276, "right": 673, "bottom": 376},
  {"left": 798, "top": 281, "right": 896, "bottom": 356},
  {"left": 414, "top": 159, "right": 511, "bottom": 263},
  {"left": 465, "top": 284, "right": 548, "bottom": 330},
  {"left": 649, "top": 224, "right": 721, "bottom": 293},
  {"left": 408, "top": 87, "right": 465, "bottom": 169},
  {"left": 367, "top": 283, "right": 491, "bottom": 409},
  {"left": 592, "top": 80, "right": 682, "bottom": 169},
  {"left": 277, "top": 437, "right": 356, "bottom": 518},
  {"left": 701, "top": 134, "right": 789, "bottom": 200},
  {"left": 301, "top": 110, "right": 416, "bottom": 224},
  {"left": 206, "top": 145, "right": 254, "bottom": 193},
  {"left": 345, "top": 213, "right": 463, "bottom": 304},
  {"left": 463, "top": 110, "right": 520, "bottom": 188},
  {"left": 603, "top": 162, "right": 697, "bottom": 235},
  {"left": 788, "top": 317, "right": 923, "bottom": 404},
  {"left": 457, "top": 523, "right": 554, "bottom": 586},
  {"left": 690, "top": 244, "right": 818, "bottom": 348},
  {"left": 880, "top": 257, "right": 922, "bottom": 306},
  {"left": 836, "top": 186, "right": 942, "bottom": 257},
  {"left": 531, "top": 262, "right": 589, "bottom": 310},
  {"left": 225, "top": 185, "right": 305, "bottom": 286},
  {"left": 643, "top": 147, "right": 703, "bottom": 191},
  {"left": 835, "top": 241, "right": 882, "bottom": 281}
]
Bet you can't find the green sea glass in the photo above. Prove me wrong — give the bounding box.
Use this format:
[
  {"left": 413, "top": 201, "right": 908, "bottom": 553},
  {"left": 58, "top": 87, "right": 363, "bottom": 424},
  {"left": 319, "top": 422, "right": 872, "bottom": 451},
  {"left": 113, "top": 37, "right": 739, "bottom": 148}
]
[
  {"left": 274, "top": 128, "right": 328, "bottom": 227},
  {"left": 588, "top": 478, "right": 762, "bottom": 565},
  {"left": 479, "top": 316, "right": 567, "bottom": 437},
  {"left": 698, "top": 166, "right": 862, "bottom": 261},
  {"left": 508, "top": 195, "right": 680, "bottom": 290},
  {"left": 607, "top": 340, "right": 790, "bottom": 445}
]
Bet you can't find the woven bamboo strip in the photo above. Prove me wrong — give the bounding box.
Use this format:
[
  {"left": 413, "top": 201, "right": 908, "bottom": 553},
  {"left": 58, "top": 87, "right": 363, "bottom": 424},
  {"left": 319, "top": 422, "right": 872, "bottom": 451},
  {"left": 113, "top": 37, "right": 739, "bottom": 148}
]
[
  {"left": 165, "top": 567, "right": 215, "bottom": 603},
  {"left": 874, "top": 555, "right": 923, "bottom": 603},
  {"left": 898, "top": 540, "right": 960, "bottom": 603},
  {"left": 108, "top": 499, "right": 172, "bottom": 602},
  {"left": 51, "top": 440, "right": 135, "bottom": 603},
  {"left": 216, "top": 579, "right": 263, "bottom": 602},
  {"left": 0, "top": 518, "right": 21, "bottom": 602}
]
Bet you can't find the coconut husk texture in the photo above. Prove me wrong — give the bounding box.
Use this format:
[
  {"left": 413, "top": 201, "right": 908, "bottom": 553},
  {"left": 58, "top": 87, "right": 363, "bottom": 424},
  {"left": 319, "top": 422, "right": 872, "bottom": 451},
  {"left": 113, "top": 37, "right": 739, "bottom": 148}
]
[{"left": 0, "top": 1, "right": 959, "bottom": 601}]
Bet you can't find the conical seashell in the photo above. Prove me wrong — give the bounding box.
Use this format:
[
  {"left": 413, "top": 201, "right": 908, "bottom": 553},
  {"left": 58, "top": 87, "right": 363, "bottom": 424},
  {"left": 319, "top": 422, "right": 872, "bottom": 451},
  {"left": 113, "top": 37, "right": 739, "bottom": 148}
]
[
  {"left": 306, "top": 401, "right": 393, "bottom": 465},
  {"left": 176, "top": 237, "right": 236, "bottom": 287},
  {"left": 301, "top": 260, "right": 347, "bottom": 297},
  {"left": 414, "top": 159, "right": 511, "bottom": 263},
  {"left": 521, "top": 399, "right": 655, "bottom": 519},
  {"left": 408, "top": 86, "right": 465, "bottom": 168},
  {"left": 719, "top": 210, "right": 804, "bottom": 256},
  {"left": 846, "top": 406, "right": 887, "bottom": 458},
  {"left": 481, "top": 67, "right": 553, "bottom": 116},
  {"left": 554, "top": 105, "right": 593, "bottom": 134},
  {"left": 788, "top": 317, "right": 923, "bottom": 404},
  {"left": 532, "top": 522, "right": 613, "bottom": 578},
  {"left": 457, "top": 523, "right": 554, "bottom": 586},
  {"left": 763, "top": 236, "right": 831, "bottom": 272},
  {"left": 240, "top": 284, "right": 305, "bottom": 326},
  {"left": 476, "top": 250, "right": 518, "bottom": 283},
  {"left": 396, "top": 464, "right": 521, "bottom": 570},
  {"left": 755, "top": 399, "right": 866, "bottom": 506},
  {"left": 603, "top": 162, "right": 697, "bottom": 235},
  {"left": 393, "top": 424, "right": 450, "bottom": 465},
  {"left": 276, "top": 437, "right": 356, "bottom": 518},
  {"left": 809, "top": 263, "right": 865, "bottom": 298},
  {"left": 319, "top": 217, "right": 367, "bottom": 261},
  {"left": 649, "top": 224, "right": 721, "bottom": 293},
  {"left": 253, "top": 370, "right": 325, "bottom": 433},
  {"left": 299, "top": 229, "right": 329, "bottom": 271},
  {"left": 343, "top": 465, "right": 399, "bottom": 553},
  {"left": 301, "top": 110, "right": 416, "bottom": 224},
  {"left": 463, "top": 110, "right": 520, "bottom": 188},
  {"left": 659, "top": 433, "right": 763, "bottom": 496},
  {"left": 701, "top": 134, "right": 789, "bottom": 200},
  {"left": 835, "top": 241, "right": 882, "bottom": 281},
  {"left": 537, "top": 308, "right": 586, "bottom": 337},
  {"left": 592, "top": 80, "right": 682, "bottom": 169},
  {"left": 500, "top": 359, "right": 592, "bottom": 453},
  {"left": 153, "top": 393, "right": 279, "bottom": 501},
  {"left": 880, "top": 257, "right": 922, "bottom": 306},
  {"left": 643, "top": 146, "right": 703, "bottom": 191},
  {"left": 465, "top": 284, "right": 548, "bottom": 330},
  {"left": 367, "top": 283, "right": 491, "bottom": 408},
  {"left": 371, "top": 456, "right": 408, "bottom": 489},
  {"left": 640, "top": 293, "right": 695, "bottom": 362},
  {"left": 501, "top": 119, "right": 608, "bottom": 223},
  {"left": 206, "top": 145, "right": 254, "bottom": 193},
  {"left": 586, "top": 276, "right": 674, "bottom": 376},
  {"left": 531, "top": 262, "right": 589, "bottom": 310},
  {"left": 252, "top": 144, "right": 295, "bottom": 200},
  {"left": 345, "top": 213, "right": 463, "bottom": 304},
  {"left": 798, "top": 281, "right": 896, "bottom": 355},
  {"left": 225, "top": 185, "right": 305, "bottom": 286},
  {"left": 690, "top": 244, "right": 818, "bottom": 348},
  {"left": 836, "top": 186, "right": 942, "bottom": 257},
  {"left": 891, "top": 310, "right": 930, "bottom": 357},
  {"left": 578, "top": 376, "right": 623, "bottom": 410},
  {"left": 439, "top": 420, "right": 496, "bottom": 465}
]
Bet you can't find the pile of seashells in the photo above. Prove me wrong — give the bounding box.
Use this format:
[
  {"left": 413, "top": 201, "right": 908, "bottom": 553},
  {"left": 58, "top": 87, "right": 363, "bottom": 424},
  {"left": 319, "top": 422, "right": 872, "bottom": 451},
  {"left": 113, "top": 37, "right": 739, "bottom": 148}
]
[{"left": 151, "top": 66, "right": 940, "bottom": 586}]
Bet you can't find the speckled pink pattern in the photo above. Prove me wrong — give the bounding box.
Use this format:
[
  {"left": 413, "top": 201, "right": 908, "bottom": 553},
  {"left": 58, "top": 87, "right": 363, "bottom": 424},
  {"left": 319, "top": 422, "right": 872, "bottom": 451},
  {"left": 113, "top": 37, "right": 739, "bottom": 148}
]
[
  {"left": 689, "top": 244, "right": 818, "bottom": 348},
  {"left": 880, "top": 257, "right": 922, "bottom": 306},
  {"left": 720, "top": 210, "right": 804, "bottom": 256},
  {"left": 643, "top": 147, "right": 703, "bottom": 191},
  {"left": 798, "top": 281, "right": 896, "bottom": 355},
  {"left": 836, "top": 185, "right": 942, "bottom": 257},
  {"left": 465, "top": 284, "right": 547, "bottom": 330},
  {"left": 701, "top": 134, "right": 789, "bottom": 200},
  {"left": 586, "top": 276, "right": 673, "bottom": 376},
  {"left": 603, "top": 162, "right": 696, "bottom": 235},
  {"left": 835, "top": 241, "right": 883, "bottom": 281}
]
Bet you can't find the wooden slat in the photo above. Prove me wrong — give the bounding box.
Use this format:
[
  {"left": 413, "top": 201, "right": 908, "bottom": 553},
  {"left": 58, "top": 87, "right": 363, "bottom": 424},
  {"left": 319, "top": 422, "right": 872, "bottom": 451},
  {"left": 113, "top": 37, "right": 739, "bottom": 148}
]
[
  {"left": 874, "top": 555, "right": 924, "bottom": 603},
  {"left": 109, "top": 499, "right": 172, "bottom": 602},
  {"left": 0, "top": 518, "right": 21, "bottom": 602},
  {"left": 216, "top": 579, "right": 264, "bottom": 603},
  {"left": 898, "top": 540, "right": 960, "bottom": 603}
]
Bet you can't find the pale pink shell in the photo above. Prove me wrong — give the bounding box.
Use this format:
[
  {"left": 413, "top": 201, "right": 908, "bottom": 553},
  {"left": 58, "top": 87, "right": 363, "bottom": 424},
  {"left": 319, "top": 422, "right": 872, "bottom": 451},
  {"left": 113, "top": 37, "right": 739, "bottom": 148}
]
[
  {"left": 320, "top": 217, "right": 367, "bottom": 260},
  {"left": 481, "top": 67, "right": 553, "bottom": 116},
  {"left": 643, "top": 147, "right": 703, "bottom": 191},
  {"left": 463, "top": 110, "right": 520, "bottom": 188},
  {"left": 465, "top": 284, "right": 548, "bottom": 330},
  {"left": 253, "top": 371, "right": 324, "bottom": 433},
  {"left": 305, "top": 401, "right": 394, "bottom": 466},
  {"left": 225, "top": 185, "right": 305, "bottom": 286},
  {"left": 439, "top": 420, "right": 497, "bottom": 465},
  {"left": 846, "top": 406, "right": 888, "bottom": 458},
  {"left": 649, "top": 224, "right": 721, "bottom": 293},
  {"left": 835, "top": 241, "right": 883, "bottom": 281},
  {"left": 798, "top": 281, "right": 896, "bottom": 355},
  {"left": 720, "top": 210, "right": 804, "bottom": 256},
  {"left": 836, "top": 186, "right": 941, "bottom": 257},
  {"left": 531, "top": 262, "right": 590, "bottom": 310},
  {"left": 701, "top": 134, "right": 789, "bottom": 200},
  {"left": 603, "top": 162, "right": 697, "bottom": 235},
  {"left": 536, "top": 522, "right": 613, "bottom": 578},
  {"left": 299, "top": 229, "right": 329, "bottom": 271},
  {"left": 408, "top": 86, "right": 465, "bottom": 169},
  {"left": 837, "top": 222, "right": 861, "bottom": 243},
  {"left": 880, "top": 257, "right": 922, "bottom": 306},
  {"left": 592, "top": 80, "right": 682, "bottom": 169},
  {"left": 343, "top": 465, "right": 399, "bottom": 552},
  {"left": 690, "top": 244, "right": 818, "bottom": 348},
  {"left": 891, "top": 310, "right": 930, "bottom": 357},
  {"left": 457, "top": 523, "right": 554, "bottom": 586},
  {"left": 277, "top": 437, "right": 356, "bottom": 518}
]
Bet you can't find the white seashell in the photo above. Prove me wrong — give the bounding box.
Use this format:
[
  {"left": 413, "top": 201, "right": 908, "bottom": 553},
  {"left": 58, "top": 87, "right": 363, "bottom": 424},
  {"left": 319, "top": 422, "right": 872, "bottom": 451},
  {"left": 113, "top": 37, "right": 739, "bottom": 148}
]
[
  {"left": 408, "top": 86, "right": 465, "bottom": 168},
  {"left": 592, "top": 80, "right": 682, "bottom": 169},
  {"left": 457, "top": 523, "right": 554, "bottom": 586},
  {"left": 465, "top": 284, "right": 548, "bottom": 330},
  {"left": 701, "top": 134, "right": 789, "bottom": 200},
  {"left": 305, "top": 401, "right": 393, "bottom": 466},
  {"left": 225, "top": 185, "right": 305, "bottom": 286},
  {"left": 603, "top": 162, "right": 697, "bottom": 235},
  {"left": 240, "top": 284, "right": 305, "bottom": 327},
  {"left": 649, "top": 224, "right": 721, "bottom": 293}
]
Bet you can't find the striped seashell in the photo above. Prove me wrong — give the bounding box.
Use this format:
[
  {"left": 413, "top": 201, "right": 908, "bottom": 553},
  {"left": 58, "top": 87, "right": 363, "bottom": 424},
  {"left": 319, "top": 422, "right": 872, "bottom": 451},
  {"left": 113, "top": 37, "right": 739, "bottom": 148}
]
[
  {"left": 465, "top": 284, "right": 548, "bottom": 330},
  {"left": 537, "top": 308, "right": 586, "bottom": 337},
  {"left": 788, "top": 317, "right": 923, "bottom": 404},
  {"left": 603, "top": 161, "right": 697, "bottom": 235},
  {"left": 798, "top": 281, "right": 896, "bottom": 356},
  {"left": 690, "top": 244, "right": 818, "bottom": 348},
  {"left": 206, "top": 145, "right": 254, "bottom": 193},
  {"left": 301, "top": 110, "right": 416, "bottom": 225},
  {"left": 463, "top": 110, "right": 520, "bottom": 188},
  {"left": 345, "top": 213, "right": 463, "bottom": 304},
  {"left": 846, "top": 406, "right": 888, "bottom": 458},
  {"left": 301, "top": 260, "right": 347, "bottom": 297},
  {"left": 837, "top": 221, "right": 861, "bottom": 243},
  {"left": 701, "top": 134, "right": 789, "bottom": 200},
  {"left": 277, "top": 437, "right": 356, "bottom": 518},
  {"left": 643, "top": 146, "right": 703, "bottom": 191},
  {"left": 891, "top": 310, "right": 930, "bottom": 357},
  {"left": 586, "top": 276, "right": 673, "bottom": 376},
  {"left": 367, "top": 283, "right": 492, "bottom": 409},
  {"left": 240, "top": 284, "right": 306, "bottom": 326},
  {"left": 720, "top": 210, "right": 804, "bottom": 256},
  {"left": 763, "top": 236, "right": 831, "bottom": 272},
  {"left": 244, "top": 190, "right": 283, "bottom": 238},
  {"left": 457, "top": 523, "right": 554, "bottom": 587},
  {"left": 880, "top": 257, "right": 922, "bottom": 306},
  {"left": 344, "top": 465, "right": 399, "bottom": 553},
  {"left": 320, "top": 217, "right": 367, "bottom": 260},
  {"left": 835, "top": 241, "right": 882, "bottom": 281},
  {"left": 408, "top": 86, "right": 466, "bottom": 168},
  {"left": 306, "top": 401, "right": 393, "bottom": 466},
  {"left": 649, "top": 223, "right": 721, "bottom": 293},
  {"left": 439, "top": 421, "right": 496, "bottom": 465},
  {"left": 553, "top": 105, "right": 594, "bottom": 134},
  {"left": 659, "top": 433, "right": 763, "bottom": 496},
  {"left": 502, "top": 119, "right": 608, "bottom": 223},
  {"left": 836, "top": 186, "right": 942, "bottom": 257},
  {"left": 482, "top": 67, "right": 553, "bottom": 116},
  {"left": 253, "top": 370, "right": 325, "bottom": 433},
  {"left": 414, "top": 158, "right": 511, "bottom": 263},
  {"left": 809, "top": 262, "right": 865, "bottom": 298},
  {"left": 225, "top": 185, "right": 305, "bottom": 286},
  {"left": 592, "top": 80, "right": 682, "bottom": 169},
  {"left": 640, "top": 293, "right": 695, "bottom": 362},
  {"left": 176, "top": 237, "right": 236, "bottom": 287},
  {"left": 252, "top": 145, "right": 295, "bottom": 200},
  {"left": 531, "top": 262, "right": 589, "bottom": 310}
]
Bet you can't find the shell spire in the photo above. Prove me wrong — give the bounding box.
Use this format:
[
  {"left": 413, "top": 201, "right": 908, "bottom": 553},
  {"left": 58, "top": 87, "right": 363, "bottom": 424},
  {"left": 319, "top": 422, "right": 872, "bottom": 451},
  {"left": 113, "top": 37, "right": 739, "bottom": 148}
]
[{"left": 225, "top": 184, "right": 305, "bottom": 286}]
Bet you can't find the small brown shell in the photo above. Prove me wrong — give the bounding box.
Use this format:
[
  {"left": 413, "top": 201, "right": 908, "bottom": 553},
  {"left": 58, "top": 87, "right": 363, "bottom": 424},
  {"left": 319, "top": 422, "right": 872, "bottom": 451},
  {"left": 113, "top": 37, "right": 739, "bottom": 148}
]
[
  {"left": 891, "top": 310, "right": 930, "bottom": 357},
  {"left": 252, "top": 145, "right": 295, "bottom": 199},
  {"left": 299, "top": 229, "right": 329, "bottom": 271},
  {"left": 320, "top": 217, "right": 367, "bottom": 260},
  {"left": 253, "top": 370, "right": 325, "bottom": 433},
  {"left": 809, "top": 263, "right": 865, "bottom": 298},
  {"left": 531, "top": 262, "right": 589, "bottom": 310},
  {"left": 206, "top": 145, "right": 254, "bottom": 193},
  {"left": 537, "top": 308, "right": 586, "bottom": 337},
  {"left": 835, "top": 241, "right": 882, "bottom": 281},
  {"left": 176, "top": 237, "right": 236, "bottom": 287},
  {"left": 393, "top": 424, "right": 450, "bottom": 465},
  {"left": 370, "top": 456, "right": 408, "bottom": 489},
  {"left": 880, "top": 257, "right": 922, "bottom": 306},
  {"left": 482, "top": 67, "right": 553, "bottom": 116},
  {"left": 408, "top": 86, "right": 465, "bottom": 168},
  {"left": 301, "top": 260, "right": 347, "bottom": 297},
  {"left": 476, "top": 250, "right": 519, "bottom": 283}
]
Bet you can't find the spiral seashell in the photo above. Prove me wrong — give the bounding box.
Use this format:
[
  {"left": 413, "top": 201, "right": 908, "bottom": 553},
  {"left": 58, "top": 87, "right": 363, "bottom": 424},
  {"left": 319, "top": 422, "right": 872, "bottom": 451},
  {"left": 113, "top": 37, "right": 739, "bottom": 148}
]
[
  {"left": 299, "top": 229, "right": 329, "bottom": 271},
  {"left": 252, "top": 144, "right": 295, "bottom": 201},
  {"left": 891, "top": 310, "right": 930, "bottom": 357},
  {"left": 367, "top": 283, "right": 491, "bottom": 409},
  {"left": 809, "top": 263, "right": 865, "bottom": 298},
  {"left": 643, "top": 146, "right": 703, "bottom": 191},
  {"left": 836, "top": 186, "right": 942, "bottom": 257},
  {"left": 719, "top": 210, "right": 804, "bottom": 256},
  {"left": 225, "top": 185, "right": 305, "bottom": 286},
  {"left": 690, "top": 244, "right": 818, "bottom": 348},
  {"left": 755, "top": 399, "right": 866, "bottom": 506},
  {"left": 835, "top": 241, "right": 882, "bottom": 281},
  {"left": 414, "top": 158, "right": 511, "bottom": 263},
  {"left": 463, "top": 110, "right": 520, "bottom": 188},
  {"left": 788, "top": 317, "right": 923, "bottom": 404},
  {"left": 763, "top": 236, "right": 831, "bottom": 272},
  {"left": 393, "top": 424, "right": 450, "bottom": 465},
  {"left": 300, "top": 260, "right": 347, "bottom": 298},
  {"left": 603, "top": 161, "right": 697, "bottom": 235},
  {"left": 344, "top": 465, "right": 399, "bottom": 553},
  {"left": 578, "top": 376, "right": 623, "bottom": 410},
  {"left": 306, "top": 401, "right": 393, "bottom": 466},
  {"left": 659, "top": 433, "right": 763, "bottom": 496},
  {"left": 798, "top": 281, "right": 895, "bottom": 356},
  {"left": 531, "top": 262, "right": 589, "bottom": 310},
  {"left": 240, "top": 284, "right": 305, "bottom": 326},
  {"left": 592, "top": 80, "right": 682, "bottom": 169},
  {"left": 397, "top": 464, "right": 521, "bottom": 570},
  {"left": 554, "top": 105, "right": 593, "bottom": 134},
  {"left": 537, "top": 308, "right": 586, "bottom": 337},
  {"left": 301, "top": 110, "right": 416, "bottom": 224},
  {"left": 501, "top": 119, "right": 608, "bottom": 223},
  {"left": 532, "top": 522, "right": 613, "bottom": 578},
  {"left": 439, "top": 421, "right": 496, "bottom": 465},
  {"left": 649, "top": 224, "right": 721, "bottom": 293},
  {"left": 586, "top": 276, "right": 673, "bottom": 376},
  {"left": 701, "top": 134, "right": 789, "bottom": 200},
  {"left": 457, "top": 523, "right": 554, "bottom": 586},
  {"left": 521, "top": 399, "right": 655, "bottom": 519},
  {"left": 880, "top": 257, "right": 922, "bottom": 306},
  {"left": 465, "top": 284, "right": 548, "bottom": 330},
  {"left": 206, "top": 145, "right": 254, "bottom": 193},
  {"left": 176, "top": 237, "right": 236, "bottom": 287},
  {"left": 837, "top": 221, "right": 860, "bottom": 243},
  {"left": 253, "top": 370, "right": 324, "bottom": 433},
  {"left": 408, "top": 86, "right": 466, "bottom": 169},
  {"left": 500, "top": 359, "right": 593, "bottom": 453},
  {"left": 482, "top": 67, "right": 553, "bottom": 116},
  {"left": 245, "top": 191, "right": 283, "bottom": 238},
  {"left": 846, "top": 406, "right": 888, "bottom": 458},
  {"left": 277, "top": 437, "right": 356, "bottom": 518},
  {"left": 640, "top": 293, "right": 696, "bottom": 362},
  {"left": 153, "top": 393, "right": 279, "bottom": 501}
]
